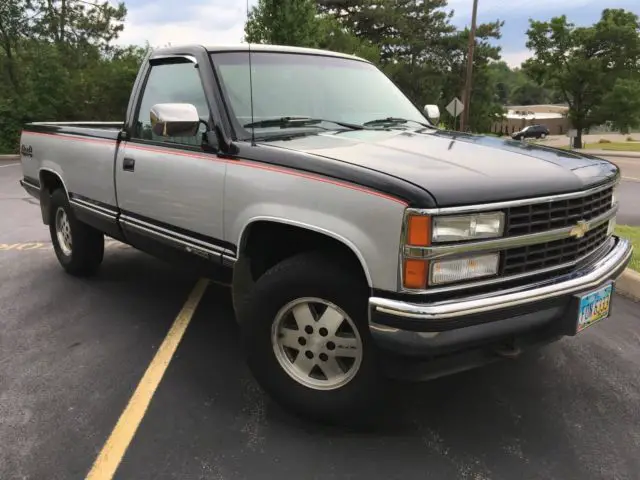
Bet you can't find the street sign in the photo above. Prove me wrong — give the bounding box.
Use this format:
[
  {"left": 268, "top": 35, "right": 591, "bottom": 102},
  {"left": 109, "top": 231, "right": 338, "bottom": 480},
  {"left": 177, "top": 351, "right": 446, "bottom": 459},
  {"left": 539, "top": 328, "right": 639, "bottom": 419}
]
[
  {"left": 566, "top": 129, "right": 577, "bottom": 138},
  {"left": 446, "top": 97, "right": 464, "bottom": 118}
]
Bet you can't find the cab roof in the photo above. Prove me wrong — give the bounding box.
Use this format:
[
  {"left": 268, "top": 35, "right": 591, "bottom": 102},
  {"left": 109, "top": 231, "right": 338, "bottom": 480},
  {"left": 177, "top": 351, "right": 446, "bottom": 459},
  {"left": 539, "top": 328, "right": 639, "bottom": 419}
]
[{"left": 149, "top": 43, "right": 370, "bottom": 64}]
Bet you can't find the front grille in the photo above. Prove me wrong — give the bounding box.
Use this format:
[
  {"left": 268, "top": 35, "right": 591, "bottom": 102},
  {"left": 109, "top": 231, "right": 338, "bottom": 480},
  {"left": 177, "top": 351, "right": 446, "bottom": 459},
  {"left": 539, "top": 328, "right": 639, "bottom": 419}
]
[
  {"left": 505, "top": 186, "right": 613, "bottom": 236},
  {"left": 502, "top": 223, "right": 609, "bottom": 275}
]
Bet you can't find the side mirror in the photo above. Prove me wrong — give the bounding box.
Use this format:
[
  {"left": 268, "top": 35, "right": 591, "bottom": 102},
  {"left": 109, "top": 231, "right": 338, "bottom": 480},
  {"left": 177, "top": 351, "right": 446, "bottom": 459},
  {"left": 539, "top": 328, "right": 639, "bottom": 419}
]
[
  {"left": 423, "top": 104, "right": 440, "bottom": 124},
  {"left": 150, "top": 103, "right": 200, "bottom": 137}
]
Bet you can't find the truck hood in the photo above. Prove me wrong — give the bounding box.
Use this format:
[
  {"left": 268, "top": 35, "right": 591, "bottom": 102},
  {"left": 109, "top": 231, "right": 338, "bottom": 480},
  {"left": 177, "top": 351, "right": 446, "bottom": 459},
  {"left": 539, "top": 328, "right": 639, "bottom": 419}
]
[{"left": 262, "top": 129, "right": 618, "bottom": 206}]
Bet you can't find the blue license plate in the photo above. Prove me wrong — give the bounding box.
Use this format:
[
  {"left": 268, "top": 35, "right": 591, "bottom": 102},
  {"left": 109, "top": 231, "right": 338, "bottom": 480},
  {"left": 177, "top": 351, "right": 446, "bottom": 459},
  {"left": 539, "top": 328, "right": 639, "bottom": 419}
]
[{"left": 576, "top": 282, "right": 613, "bottom": 333}]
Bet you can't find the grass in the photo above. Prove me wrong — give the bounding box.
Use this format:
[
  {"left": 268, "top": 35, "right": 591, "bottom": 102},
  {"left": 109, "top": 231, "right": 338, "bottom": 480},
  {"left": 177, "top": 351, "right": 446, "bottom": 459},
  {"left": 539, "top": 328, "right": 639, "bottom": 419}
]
[
  {"left": 615, "top": 225, "right": 640, "bottom": 272},
  {"left": 582, "top": 142, "right": 640, "bottom": 152}
]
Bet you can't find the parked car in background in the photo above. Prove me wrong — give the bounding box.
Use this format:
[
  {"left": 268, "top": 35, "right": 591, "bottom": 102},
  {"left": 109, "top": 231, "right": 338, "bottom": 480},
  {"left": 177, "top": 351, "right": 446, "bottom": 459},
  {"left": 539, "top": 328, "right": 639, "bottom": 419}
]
[{"left": 512, "top": 124, "right": 550, "bottom": 140}]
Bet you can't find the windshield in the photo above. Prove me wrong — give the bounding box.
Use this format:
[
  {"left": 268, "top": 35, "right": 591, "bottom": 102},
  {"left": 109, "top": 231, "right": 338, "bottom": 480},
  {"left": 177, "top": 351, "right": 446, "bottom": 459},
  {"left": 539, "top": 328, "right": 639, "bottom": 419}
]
[{"left": 211, "top": 51, "right": 430, "bottom": 139}]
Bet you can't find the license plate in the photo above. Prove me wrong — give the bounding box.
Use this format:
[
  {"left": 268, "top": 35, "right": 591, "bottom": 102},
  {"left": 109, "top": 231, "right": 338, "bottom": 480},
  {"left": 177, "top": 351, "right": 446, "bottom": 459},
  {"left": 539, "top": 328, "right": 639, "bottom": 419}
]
[{"left": 576, "top": 282, "right": 613, "bottom": 333}]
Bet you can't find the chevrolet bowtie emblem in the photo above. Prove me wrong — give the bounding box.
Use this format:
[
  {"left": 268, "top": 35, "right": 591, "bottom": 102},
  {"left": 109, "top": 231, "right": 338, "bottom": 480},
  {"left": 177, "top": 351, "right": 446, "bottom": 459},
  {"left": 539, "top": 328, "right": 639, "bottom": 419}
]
[{"left": 569, "top": 220, "right": 590, "bottom": 239}]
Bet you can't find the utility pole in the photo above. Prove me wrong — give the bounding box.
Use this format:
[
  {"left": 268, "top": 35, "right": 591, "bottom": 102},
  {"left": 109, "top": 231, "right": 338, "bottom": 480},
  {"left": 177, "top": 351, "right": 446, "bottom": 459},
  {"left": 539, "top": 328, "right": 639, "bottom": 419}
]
[{"left": 460, "top": 0, "right": 479, "bottom": 132}]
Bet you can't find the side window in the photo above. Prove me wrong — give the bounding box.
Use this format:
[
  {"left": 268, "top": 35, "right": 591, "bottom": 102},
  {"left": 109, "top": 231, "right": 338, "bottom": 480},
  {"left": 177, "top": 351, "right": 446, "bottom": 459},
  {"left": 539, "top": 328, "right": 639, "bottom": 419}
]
[{"left": 134, "top": 61, "right": 210, "bottom": 147}]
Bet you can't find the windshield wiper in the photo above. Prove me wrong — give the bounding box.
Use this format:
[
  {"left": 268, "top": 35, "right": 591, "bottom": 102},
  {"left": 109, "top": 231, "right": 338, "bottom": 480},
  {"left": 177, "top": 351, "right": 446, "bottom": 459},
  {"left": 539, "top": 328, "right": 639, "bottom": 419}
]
[
  {"left": 243, "top": 116, "right": 365, "bottom": 131},
  {"left": 363, "top": 117, "right": 431, "bottom": 128}
]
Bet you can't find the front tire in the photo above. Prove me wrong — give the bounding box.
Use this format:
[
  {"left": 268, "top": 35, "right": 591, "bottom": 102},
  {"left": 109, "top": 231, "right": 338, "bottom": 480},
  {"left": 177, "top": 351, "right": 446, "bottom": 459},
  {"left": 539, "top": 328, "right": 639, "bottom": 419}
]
[
  {"left": 49, "top": 188, "right": 104, "bottom": 276},
  {"left": 237, "top": 252, "right": 384, "bottom": 424}
]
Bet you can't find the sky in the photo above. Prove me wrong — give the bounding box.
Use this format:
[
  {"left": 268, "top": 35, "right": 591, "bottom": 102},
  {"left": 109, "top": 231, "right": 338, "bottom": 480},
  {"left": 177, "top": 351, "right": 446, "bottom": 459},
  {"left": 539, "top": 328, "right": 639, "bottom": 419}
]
[{"left": 113, "top": 0, "right": 640, "bottom": 68}]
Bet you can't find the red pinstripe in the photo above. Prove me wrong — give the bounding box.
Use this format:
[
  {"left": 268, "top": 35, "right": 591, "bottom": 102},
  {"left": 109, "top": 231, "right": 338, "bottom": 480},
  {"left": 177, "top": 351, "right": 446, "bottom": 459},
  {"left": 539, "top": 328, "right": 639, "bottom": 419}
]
[{"left": 23, "top": 130, "right": 409, "bottom": 206}]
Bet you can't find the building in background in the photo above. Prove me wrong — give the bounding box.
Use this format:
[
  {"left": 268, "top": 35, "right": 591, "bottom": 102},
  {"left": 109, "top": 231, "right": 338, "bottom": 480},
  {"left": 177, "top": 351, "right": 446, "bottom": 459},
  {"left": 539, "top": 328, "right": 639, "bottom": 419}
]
[{"left": 492, "top": 104, "right": 570, "bottom": 135}]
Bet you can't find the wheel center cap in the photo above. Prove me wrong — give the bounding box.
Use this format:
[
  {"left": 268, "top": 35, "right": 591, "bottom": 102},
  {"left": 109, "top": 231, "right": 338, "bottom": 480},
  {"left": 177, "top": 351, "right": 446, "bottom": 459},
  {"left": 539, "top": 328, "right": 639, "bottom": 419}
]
[{"left": 308, "top": 335, "right": 324, "bottom": 352}]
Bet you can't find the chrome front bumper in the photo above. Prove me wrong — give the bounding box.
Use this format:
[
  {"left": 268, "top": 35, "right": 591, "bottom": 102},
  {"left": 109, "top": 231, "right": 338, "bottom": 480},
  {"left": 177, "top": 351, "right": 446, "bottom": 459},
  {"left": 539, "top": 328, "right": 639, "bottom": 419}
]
[{"left": 368, "top": 236, "right": 633, "bottom": 356}]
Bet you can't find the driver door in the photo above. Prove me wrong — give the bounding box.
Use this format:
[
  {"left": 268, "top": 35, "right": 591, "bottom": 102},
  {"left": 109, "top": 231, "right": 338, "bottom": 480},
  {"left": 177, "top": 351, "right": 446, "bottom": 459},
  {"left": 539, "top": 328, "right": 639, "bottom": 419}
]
[{"left": 115, "top": 57, "right": 230, "bottom": 259}]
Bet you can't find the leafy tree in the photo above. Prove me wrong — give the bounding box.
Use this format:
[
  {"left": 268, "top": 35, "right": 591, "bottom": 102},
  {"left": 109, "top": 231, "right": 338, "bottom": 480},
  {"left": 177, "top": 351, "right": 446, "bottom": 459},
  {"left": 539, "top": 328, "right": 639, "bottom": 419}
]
[
  {"left": 487, "top": 60, "right": 560, "bottom": 106},
  {"left": 598, "top": 78, "right": 640, "bottom": 134},
  {"left": 0, "top": 0, "right": 33, "bottom": 89},
  {"left": 244, "top": 0, "right": 319, "bottom": 46},
  {"left": 316, "top": 15, "right": 380, "bottom": 63},
  {"left": 524, "top": 9, "right": 640, "bottom": 147},
  {"left": 244, "top": 0, "right": 380, "bottom": 62},
  {"left": 0, "top": 0, "right": 142, "bottom": 153},
  {"left": 33, "top": 0, "right": 126, "bottom": 50}
]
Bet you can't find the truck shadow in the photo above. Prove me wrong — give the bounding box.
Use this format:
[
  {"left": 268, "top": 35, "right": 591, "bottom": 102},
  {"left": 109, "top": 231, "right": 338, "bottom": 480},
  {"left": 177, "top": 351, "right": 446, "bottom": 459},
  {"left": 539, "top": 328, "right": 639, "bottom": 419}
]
[{"left": 71, "top": 250, "right": 637, "bottom": 479}]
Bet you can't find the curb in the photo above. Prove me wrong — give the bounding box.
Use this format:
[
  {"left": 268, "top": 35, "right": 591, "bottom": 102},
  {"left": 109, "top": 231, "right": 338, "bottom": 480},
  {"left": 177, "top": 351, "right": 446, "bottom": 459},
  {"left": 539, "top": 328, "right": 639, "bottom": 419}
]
[
  {"left": 615, "top": 268, "right": 640, "bottom": 302},
  {"left": 0, "top": 155, "right": 19, "bottom": 163}
]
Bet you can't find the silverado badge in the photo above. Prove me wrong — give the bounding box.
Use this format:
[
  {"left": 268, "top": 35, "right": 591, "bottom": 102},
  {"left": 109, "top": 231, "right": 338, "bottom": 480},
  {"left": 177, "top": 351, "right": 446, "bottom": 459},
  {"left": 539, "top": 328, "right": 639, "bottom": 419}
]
[
  {"left": 20, "top": 144, "right": 33, "bottom": 157},
  {"left": 569, "top": 220, "right": 590, "bottom": 239}
]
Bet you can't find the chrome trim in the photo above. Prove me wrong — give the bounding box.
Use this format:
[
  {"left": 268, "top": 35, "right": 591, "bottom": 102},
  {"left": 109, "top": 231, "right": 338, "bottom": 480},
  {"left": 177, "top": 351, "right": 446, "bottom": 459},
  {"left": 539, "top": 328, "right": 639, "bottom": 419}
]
[
  {"left": 404, "top": 204, "right": 618, "bottom": 260},
  {"left": 70, "top": 197, "right": 118, "bottom": 217},
  {"left": 120, "top": 218, "right": 225, "bottom": 260},
  {"left": 21, "top": 178, "right": 40, "bottom": 189},
  {"left": 120, "top": 214, "right": 235, "bottom": 257},
  {"left": 20, "top": 179, "right": 40, "bottom": 198},
  {"left": 222, "top": 254, "right": 237, "bottom": 267},
  {"left": 70, "top": 200, "right": 117, "bottom": 221},
  {"left": 409, "top": 177, "right": 618, "bottom": 216},
  {"left": 373, "top": 237, "right": 632, "bottom": 321},
  {"left": 410, "top": 237, "right": 614, "bottom": 296}
]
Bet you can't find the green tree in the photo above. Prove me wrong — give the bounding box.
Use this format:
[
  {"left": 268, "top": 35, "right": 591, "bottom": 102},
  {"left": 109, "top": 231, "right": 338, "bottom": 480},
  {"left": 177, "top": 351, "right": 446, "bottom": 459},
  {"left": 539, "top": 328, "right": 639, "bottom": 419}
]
[
  {"left": 33, "top": 0, "right": 126, "bottom": 51},
  {"left": 524, "top": 9, "right": 640, "bottom": 147},
  {"left": 244, "top": 0, "right": 319, "bottom": 46},
  {"left": 487, "top": 60, "right": 559, "bottom": 106},
  {"left": 598, "top": 78, "right": 640, "bottom": 134},
  {"left": 0, "top": 0, "right": 142, "bottom": 153},
  {"left": 316, "top": 15, "right": 380, "bottom": 63},
  {"left": 244, "top": 0, "right": 380, "bottom": 62}
]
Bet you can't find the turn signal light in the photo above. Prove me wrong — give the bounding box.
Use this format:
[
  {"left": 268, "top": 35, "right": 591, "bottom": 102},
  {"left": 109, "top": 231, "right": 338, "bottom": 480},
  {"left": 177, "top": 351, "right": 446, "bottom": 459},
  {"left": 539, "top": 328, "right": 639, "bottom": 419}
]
[
  {"left": 406, "top": 215, "right": 430, "bottom": 246},
  {"left": 403, "top": 259, "right": 428, "bottom": 289}
]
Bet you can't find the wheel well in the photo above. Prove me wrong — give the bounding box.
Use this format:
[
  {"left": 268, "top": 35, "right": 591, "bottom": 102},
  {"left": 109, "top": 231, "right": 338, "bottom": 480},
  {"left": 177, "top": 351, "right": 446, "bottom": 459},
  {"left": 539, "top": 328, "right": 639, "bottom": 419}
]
[
  {"left": 240, "top": 221, "right": 370, "bottom": 286},
  {"left": 39, "top": 170, "right": 66, "bottom": 225}
]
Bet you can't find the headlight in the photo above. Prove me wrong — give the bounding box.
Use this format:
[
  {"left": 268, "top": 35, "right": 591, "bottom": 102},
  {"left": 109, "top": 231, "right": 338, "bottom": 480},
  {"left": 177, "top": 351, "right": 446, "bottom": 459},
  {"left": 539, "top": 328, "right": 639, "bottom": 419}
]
[
  {"left": 430, "top": 253, "right": 499, "bottom": 285},
  {"left": 432, "top": 212, "right": 504, "bottom": 243}
]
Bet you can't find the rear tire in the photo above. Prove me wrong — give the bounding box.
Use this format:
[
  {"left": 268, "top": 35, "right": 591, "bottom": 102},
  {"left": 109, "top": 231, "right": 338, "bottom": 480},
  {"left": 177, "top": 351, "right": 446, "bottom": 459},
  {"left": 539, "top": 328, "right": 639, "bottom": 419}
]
[
  {"left": 49, "top": 188, "right": 104, "bottom": 276},
  {"left": 237, "top": 251, "right": 385, "bottom": 425}
]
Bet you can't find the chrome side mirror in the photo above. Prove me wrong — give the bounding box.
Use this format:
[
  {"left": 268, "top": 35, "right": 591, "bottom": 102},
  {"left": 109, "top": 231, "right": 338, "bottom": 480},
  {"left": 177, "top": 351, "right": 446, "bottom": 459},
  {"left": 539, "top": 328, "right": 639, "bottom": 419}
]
[
  {"left": 423, "top": 104, "right": 440, "bottom": 124},
  {"left": 150, "top": 103, "right": 200, "bottom": 137}
]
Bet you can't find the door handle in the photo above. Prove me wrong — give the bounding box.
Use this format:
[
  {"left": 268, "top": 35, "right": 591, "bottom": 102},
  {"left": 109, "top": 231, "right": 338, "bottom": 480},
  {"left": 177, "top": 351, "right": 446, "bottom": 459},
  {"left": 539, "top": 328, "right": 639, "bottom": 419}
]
[{"left": 123, "top": 157, "right": 135, "bottom": 172}]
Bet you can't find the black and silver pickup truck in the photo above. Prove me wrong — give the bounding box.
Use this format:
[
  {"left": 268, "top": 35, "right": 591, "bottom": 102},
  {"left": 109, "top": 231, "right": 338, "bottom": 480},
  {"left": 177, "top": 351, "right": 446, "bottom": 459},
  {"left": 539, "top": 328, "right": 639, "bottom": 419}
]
[{"left": 18, "top": 43, "right": 633, "bottom": 423}]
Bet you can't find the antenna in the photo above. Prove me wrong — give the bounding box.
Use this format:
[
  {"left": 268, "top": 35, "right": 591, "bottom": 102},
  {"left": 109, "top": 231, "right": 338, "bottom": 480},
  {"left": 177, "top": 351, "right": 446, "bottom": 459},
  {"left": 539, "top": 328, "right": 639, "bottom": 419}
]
[{"left": 247, "top": 0, "right": 256, "bottom": 146}]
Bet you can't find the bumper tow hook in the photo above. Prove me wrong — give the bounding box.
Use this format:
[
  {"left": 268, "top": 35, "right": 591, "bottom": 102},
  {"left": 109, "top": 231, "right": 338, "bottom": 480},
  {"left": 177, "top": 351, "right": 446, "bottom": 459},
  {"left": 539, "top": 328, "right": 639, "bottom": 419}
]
[{"left": 494, "top": 344, "right": 523, "bottom": 359}]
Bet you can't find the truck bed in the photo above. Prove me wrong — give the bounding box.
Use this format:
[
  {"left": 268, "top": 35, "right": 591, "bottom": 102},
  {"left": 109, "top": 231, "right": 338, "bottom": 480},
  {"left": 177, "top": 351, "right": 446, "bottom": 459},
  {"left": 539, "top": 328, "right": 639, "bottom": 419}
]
[
  {"left": 20, "top": 121, "right": 123, "bottom": 214},
  {"left": 24, "top": 121, "right": 123, "bottom": 140}
]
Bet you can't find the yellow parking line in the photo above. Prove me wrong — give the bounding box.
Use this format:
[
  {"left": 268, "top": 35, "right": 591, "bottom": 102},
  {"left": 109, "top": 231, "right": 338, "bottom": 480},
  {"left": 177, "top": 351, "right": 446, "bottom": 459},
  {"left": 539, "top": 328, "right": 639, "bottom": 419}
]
[
  {"left": 0, "top": 240, "right": 128, "bottom": 252},
  {"left": 85, "top": 278, "right": 210, "bottom": 480}
]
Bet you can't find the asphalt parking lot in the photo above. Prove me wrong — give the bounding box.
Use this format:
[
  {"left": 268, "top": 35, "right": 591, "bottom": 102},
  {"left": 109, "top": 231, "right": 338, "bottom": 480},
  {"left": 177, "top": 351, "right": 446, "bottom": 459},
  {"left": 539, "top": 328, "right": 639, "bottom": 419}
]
[{"left": 2, "top": 161, "right": 640, "bottom": 480}]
